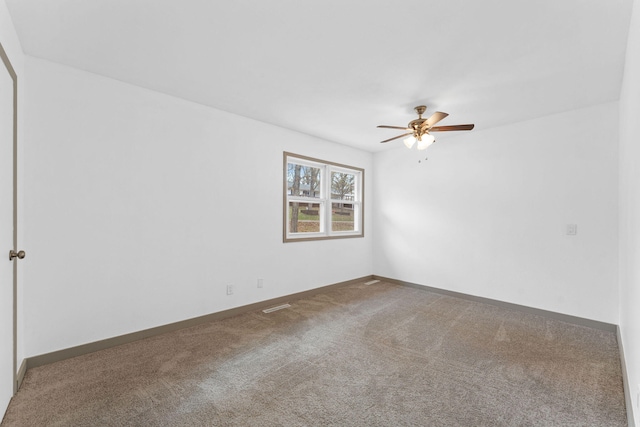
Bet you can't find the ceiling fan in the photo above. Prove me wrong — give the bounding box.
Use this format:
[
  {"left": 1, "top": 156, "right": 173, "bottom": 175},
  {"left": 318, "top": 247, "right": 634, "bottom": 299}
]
[{"left": 377, "top": 105, "right": 474, "bottom": 150}]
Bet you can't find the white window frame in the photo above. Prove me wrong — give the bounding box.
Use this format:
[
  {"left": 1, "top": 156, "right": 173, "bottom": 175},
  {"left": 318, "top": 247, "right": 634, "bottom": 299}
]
[{"left": 284, "top": 152, "right": 364, "bottom": 242}]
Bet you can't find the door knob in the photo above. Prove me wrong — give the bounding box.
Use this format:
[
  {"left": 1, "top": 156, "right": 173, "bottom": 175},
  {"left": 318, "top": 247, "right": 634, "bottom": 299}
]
[{"left": 9, "top": 250, "right": 25, "bottom": 261}]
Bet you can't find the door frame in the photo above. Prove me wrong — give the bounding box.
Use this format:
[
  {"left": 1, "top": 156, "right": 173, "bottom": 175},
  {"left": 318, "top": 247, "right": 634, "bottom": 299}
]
[{"left": 0, "top": 40, "right": 18, "bottom": 395}]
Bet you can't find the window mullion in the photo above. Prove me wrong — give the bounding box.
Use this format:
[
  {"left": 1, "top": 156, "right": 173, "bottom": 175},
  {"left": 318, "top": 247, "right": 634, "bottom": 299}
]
[{"left": 322, "top": 164, "right": 330, "bottom": 235}]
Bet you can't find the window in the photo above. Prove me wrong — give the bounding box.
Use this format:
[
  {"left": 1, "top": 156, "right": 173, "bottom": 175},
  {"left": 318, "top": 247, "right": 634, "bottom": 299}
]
[{"left": 284, "top": 152, "right": 364, "bottom": 242}]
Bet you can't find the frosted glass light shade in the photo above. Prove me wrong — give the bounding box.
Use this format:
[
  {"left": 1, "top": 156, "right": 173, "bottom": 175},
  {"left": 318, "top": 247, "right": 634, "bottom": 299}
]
[
  {"left": 403, "top": 135, "right": 416, "bottom": 149},
  {"left": 417, "top": 133, "right": 435, "bottom": 150}
]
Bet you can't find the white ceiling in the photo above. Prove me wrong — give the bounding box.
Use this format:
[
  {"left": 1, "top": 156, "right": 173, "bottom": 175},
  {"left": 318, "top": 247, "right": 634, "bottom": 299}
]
[{"left": 5, "top": 0, "right": 634, "bottom": 152}]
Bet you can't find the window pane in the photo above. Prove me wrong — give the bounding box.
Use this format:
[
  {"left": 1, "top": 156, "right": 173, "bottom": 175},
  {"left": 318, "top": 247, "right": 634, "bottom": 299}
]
[
  {"left": 331, "top": 202, "right": 355, "bottom": 232},
  {"left": 289, "top": 201, "right": 321, "bottom": 233},
  {"left": 287, "top": 163, "right": 322, "bottom": 198},
  {"left": 331, "top": 171, "right": 356, "bottom": 201}
]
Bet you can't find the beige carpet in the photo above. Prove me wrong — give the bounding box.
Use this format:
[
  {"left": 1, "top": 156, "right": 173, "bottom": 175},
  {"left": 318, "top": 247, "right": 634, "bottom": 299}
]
[{"left": 1, "top": 281, "right": 627, "bottom": 426}]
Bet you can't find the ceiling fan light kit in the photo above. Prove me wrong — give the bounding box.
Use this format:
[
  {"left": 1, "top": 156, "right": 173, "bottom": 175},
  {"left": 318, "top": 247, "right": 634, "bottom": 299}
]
[
  {"left": 403, "top": 135, "right": 416, "bottom": 149},
  {"left": 378, "top": 105, "right": 474, "bottom": 150}
]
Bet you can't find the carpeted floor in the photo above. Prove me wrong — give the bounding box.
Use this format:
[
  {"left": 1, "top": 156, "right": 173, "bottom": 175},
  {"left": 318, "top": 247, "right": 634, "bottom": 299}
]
[{"left": 1, "top": 280, "right": 627, "bottom": 426}]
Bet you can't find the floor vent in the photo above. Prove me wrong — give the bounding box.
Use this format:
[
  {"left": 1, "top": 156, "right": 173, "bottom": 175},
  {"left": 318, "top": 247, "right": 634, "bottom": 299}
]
[
  {"left": 364, "top": 280, "right": 380, "bottom": 285},
  {"left": 262, "top": 304, "right": 291, "bottom": 313}
]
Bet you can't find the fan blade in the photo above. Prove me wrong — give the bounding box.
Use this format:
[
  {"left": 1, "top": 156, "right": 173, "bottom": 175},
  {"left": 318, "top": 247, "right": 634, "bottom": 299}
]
[
  {"left": 429, "top": 124, "right": 475, "bottom": 132},
  {"left": 421, "top": 111, "right": 449, "bottom": 129},
  {"left": 377, "top": 125, "right": 412, "bottom": 131},
  {"left": 380, "top": 133, "right": 412, "bottom": 143}
]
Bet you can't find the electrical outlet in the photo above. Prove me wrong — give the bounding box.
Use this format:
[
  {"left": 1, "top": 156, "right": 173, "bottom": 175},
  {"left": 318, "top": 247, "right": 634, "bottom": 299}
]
[
  {"left": 257, "top": 279, "right": 263, "bottom": 288},
  {"left": 226, "top": 284, "right": 233, "bottom": 295}
]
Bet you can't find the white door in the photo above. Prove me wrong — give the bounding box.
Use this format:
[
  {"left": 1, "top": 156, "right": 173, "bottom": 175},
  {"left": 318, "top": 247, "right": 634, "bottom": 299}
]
[{"left": 0, "top": 43, "right": 17, "bottom": 415}]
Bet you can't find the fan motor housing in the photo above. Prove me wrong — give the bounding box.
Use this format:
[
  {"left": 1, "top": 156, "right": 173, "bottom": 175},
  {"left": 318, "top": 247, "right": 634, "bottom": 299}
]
[{"left": 408, "top": 118, "right": 427, "bottom": 130}]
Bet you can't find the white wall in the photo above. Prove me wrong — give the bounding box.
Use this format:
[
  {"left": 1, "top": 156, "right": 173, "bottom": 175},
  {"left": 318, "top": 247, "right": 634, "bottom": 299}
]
[
  {"left": 373, "top": 102, "right": 619, "bottom": 323},
  {"left": 22, "top": 57, "right": 373, "bottom": 357},
  {"left": 0, "top": 0, "right": 25, "bottom": 379},
  {"left": 619, "top": 0, "right": 640, "bottom": 423}
]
